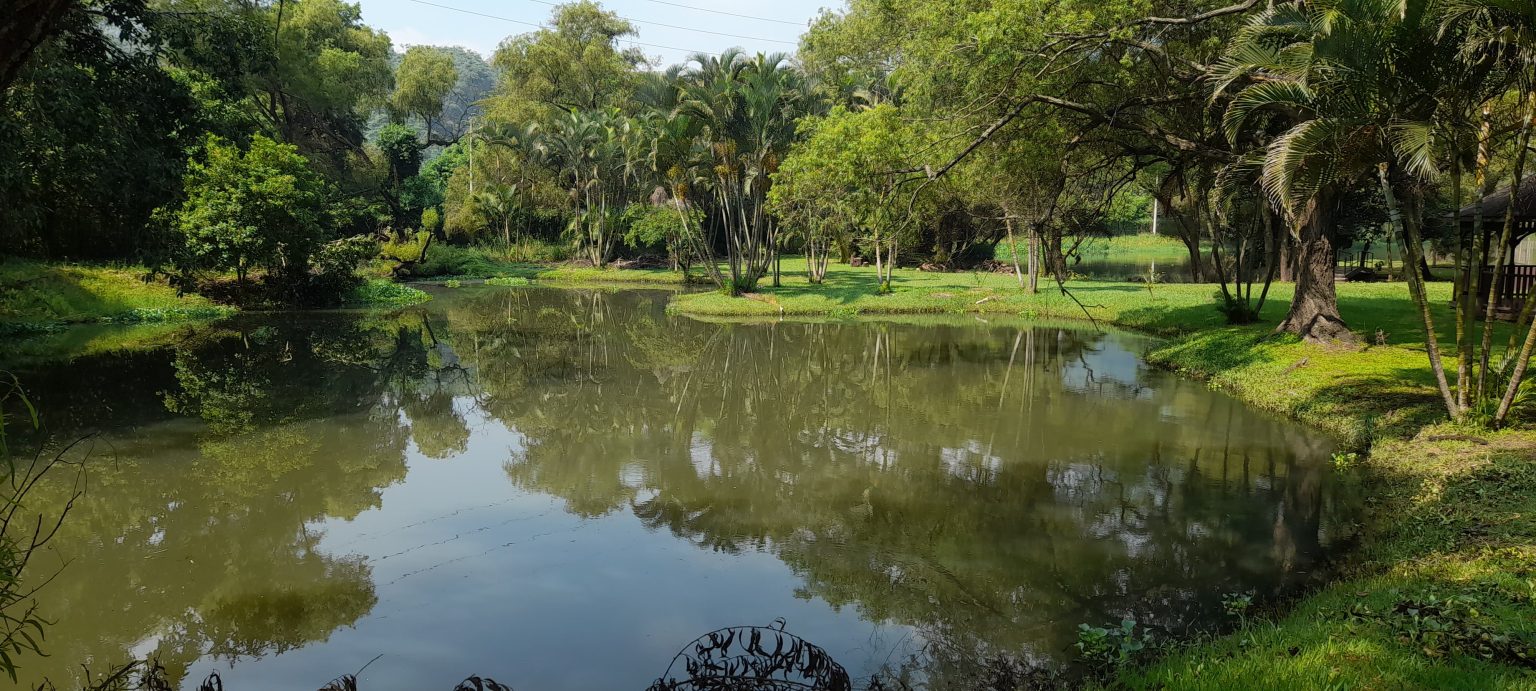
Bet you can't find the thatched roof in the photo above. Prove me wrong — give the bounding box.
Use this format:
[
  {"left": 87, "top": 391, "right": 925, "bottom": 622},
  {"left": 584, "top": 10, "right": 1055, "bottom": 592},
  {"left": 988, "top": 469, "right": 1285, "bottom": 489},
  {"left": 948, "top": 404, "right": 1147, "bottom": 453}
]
[{"left": 1460, "top": 175, "right": 1536, "bottom": 223}]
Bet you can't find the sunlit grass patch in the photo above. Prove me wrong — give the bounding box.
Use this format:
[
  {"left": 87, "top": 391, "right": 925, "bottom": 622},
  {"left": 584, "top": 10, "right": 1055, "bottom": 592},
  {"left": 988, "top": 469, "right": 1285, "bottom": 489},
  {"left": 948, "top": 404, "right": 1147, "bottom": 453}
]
[
  {"left": 996, "top": 232, "right": 1197, "bottom": 263},
  {"left": 0, "top": 259, "right": 232, "bottom": 332}
]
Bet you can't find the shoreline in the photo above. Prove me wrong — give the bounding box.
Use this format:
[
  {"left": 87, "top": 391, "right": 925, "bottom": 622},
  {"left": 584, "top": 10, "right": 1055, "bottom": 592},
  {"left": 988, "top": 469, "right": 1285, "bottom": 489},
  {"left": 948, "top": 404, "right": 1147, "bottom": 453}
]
[{"left": 8, "top": 259, "right": 1531, "bottom": 687}]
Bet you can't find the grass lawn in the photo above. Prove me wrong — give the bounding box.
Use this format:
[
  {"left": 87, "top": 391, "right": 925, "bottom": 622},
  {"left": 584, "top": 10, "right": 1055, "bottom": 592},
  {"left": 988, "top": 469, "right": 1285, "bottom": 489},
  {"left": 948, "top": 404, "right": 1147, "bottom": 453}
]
[
  {"left": 397, "top": 243, "right": 690, "bottom": 286},
  {"left": 0, "top": 259, "right": 233, "bottom": 334},
  {"left": 994, "top": 232, "right": 1198, "bottom": 263}
]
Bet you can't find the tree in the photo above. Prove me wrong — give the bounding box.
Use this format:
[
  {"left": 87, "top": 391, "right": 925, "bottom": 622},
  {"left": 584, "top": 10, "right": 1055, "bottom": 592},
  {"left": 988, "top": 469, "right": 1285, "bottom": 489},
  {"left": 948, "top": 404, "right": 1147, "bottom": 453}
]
[
  {"left": 1214, "top": 0, "right": 1445, "bottom": 344},
  {"left": 679, "top": 50, "right": 816, "bottom": 293},
  {"left": 173, "top": 134, "right": 333, "bottom": 283},
  {"left": 259, "top": 0, "right": 393, "bottom": 159},
  {"left": 1442, "top": 0, "right": 1536, "bottom": 424},
  {"left": 486, "top": 1, "right": 642, "bottom": 122},
  {"left": 534, "top": 109, "right": 642, "bottom": 267},
  {"left": 0, "top": 2, "right": 204, "bottom": 259},
  {"left": 390, "top": 46, "right": 458, "bottom": 144},
  {"left": 773, "top": 106, "right": 934, "bottom": 293}
]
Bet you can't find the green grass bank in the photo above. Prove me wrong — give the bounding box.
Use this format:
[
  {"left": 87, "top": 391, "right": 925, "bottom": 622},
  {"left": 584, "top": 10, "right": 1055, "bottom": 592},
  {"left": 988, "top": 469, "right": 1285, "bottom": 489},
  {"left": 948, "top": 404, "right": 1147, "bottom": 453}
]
[
  {"left": 388, "top": 243, "right": 689, "bottom": 286},
  {"left": 0, "top": 260, "right": 233, "bottom": 335}
]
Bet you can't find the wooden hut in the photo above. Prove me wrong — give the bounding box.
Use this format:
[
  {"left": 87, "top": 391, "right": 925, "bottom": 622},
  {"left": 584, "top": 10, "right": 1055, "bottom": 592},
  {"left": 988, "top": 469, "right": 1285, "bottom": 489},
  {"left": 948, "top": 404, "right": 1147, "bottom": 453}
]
[{"left": 1464, "top": 176, "right": 1536, "bottom": 318}]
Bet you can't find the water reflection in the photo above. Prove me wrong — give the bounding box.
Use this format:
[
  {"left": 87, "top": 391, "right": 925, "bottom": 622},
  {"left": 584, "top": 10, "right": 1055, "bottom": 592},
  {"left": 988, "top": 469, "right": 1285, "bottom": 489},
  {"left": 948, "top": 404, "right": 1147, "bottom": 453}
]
[{"left": 3, "top": 287, "right": 1349, "bottom": 689}]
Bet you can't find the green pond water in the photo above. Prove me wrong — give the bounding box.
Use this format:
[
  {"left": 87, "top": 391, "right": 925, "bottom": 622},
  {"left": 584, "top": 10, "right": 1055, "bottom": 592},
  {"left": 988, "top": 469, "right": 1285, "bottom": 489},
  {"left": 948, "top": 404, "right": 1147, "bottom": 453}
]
[{"left": 1, "top": 286, "right": 1355, "bottom": 689}]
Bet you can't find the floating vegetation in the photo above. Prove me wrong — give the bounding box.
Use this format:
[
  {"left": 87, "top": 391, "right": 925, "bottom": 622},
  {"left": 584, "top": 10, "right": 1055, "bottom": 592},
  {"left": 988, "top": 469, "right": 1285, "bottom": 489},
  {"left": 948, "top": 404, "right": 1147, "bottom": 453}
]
[{"left": 344, "top": 280, "right": 432, "bottom": 307}]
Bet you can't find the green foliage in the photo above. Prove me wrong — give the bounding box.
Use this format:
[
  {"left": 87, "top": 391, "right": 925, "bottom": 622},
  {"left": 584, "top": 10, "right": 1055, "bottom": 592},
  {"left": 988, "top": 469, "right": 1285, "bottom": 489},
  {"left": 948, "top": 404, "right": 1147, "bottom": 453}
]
[
  {"left": 173, "top": 135, "right": 334, "bottom": 282},
  {"left": 380, "top": 231, "right": 432, "bottom": 265},
  {"left": 266, "top": 0, "right": 394, "bottom": 147},
  {"left": 1332, "top": 451, "right": 1361, "bottom": 470},
  {"left": 621, "top": 203, "right": 696, "bottom": 270},
  {"left": 1076, "top": 619, "right": 1156, "bottom": 669},
  {"left": 422, "top": 208, "right": 443, "bottom": 235},
  {"left": 1222, "top": 592, "right": 1255, "bottom": 621},
  {"left": 342, "top": 279, "right": 431, "bottom": 307},
  {"left": 484, "top": 276, "right": 531, "bottom": 287},
  {"left": 771, "top": 105, "right": 935, "bottom": 291},
  {"left": 0, "top": 16, "right": 202, "bottom": 259},
  {"left": 375, "top": 123, "right": 424, "bottom": 180},
  {"left": 621, "top": 203, "right": 679, "bottom": 251},
  {"left": 486, "top": 0, "right": 642, "bottom": 121},
  {"left": 391, "top": 46, "right": 458, "bottom": 139}
]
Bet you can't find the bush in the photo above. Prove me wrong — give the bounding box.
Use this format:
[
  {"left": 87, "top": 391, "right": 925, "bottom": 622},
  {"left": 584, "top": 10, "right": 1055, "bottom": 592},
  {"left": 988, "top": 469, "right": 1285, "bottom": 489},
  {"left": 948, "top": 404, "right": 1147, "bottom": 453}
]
[
  {"left": 409, "top": 242, "right": 571, "bottom": 279},
  {"left": 173, "top": 134, "right": 333, "bottom": 283}
]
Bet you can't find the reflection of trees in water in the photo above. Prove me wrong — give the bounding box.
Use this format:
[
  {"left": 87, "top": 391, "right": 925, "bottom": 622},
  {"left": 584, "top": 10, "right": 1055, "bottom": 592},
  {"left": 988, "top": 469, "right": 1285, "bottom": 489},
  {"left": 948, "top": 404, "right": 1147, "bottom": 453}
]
[
  {"left": 12, "top": 313, "right": 464, "bottom": 688},
  {"left": 7, "top": 288, "right": 1345, "bottom": 687},
  {"left": 429, "top": 288, "right": 1344, "bottom": 682}
]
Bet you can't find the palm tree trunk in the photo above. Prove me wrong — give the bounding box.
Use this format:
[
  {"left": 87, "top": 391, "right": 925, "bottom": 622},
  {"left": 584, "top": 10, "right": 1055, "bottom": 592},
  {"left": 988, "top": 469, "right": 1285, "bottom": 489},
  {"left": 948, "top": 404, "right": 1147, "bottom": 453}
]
[
  {"left": 1276, "top": 192, "right": 1356, "bottom": 344},
  {"left": 1490, "top": 93, "right": 1536, "bottom": 425},
  {"left": 1027, "top": 223, "right": 1040, "bottom": 294},
  {"left": 1477, "top": 96, "right": 1530, "bottom": 402},
  {"left": 1460, "top": 107, "right": 1495, "bottom": 409},
  {"left": 1255, "top": 202, "right": 1278, "bottom": 317},
  {"left": 1380, "top": 164, "right": 1459, "bottom": 417}
]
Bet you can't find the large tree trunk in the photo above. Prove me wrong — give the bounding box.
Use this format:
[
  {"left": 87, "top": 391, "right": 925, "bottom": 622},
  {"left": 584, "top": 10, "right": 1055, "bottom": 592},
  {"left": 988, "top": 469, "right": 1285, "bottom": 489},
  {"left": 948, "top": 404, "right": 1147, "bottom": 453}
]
[
  {"left": 1277, "top": 195, "right": 1356, "bottom": 345},
  {"left": 0, "top": 0, "right": 73, "bottom": 96}
]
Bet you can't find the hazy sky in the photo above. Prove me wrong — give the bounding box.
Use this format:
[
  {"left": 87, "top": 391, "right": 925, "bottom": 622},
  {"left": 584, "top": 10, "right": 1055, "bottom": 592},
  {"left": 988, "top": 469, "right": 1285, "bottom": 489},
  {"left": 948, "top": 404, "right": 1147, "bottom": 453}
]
[{"left": 356, "top": 0, "right": 839, "bottom": 66}]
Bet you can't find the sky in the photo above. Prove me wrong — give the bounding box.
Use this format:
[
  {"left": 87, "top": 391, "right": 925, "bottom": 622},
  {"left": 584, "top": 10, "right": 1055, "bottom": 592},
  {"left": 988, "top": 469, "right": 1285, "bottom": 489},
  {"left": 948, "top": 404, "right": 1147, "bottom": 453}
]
[{"left": 355, "top": 0, "right": 839, "bottom": 66}]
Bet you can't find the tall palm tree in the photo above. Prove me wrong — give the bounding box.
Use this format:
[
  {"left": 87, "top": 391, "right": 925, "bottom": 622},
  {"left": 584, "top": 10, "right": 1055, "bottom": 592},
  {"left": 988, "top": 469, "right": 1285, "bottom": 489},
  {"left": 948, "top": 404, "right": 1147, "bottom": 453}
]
[
  {"left": 536, "top": 108, "right": 641, "bottom": 268},
  {"left": 678, "top": 50, "right": 815, "bottom": 293},
  {"left": 644, "top": 111, "right": 721, "bottom": 285}
]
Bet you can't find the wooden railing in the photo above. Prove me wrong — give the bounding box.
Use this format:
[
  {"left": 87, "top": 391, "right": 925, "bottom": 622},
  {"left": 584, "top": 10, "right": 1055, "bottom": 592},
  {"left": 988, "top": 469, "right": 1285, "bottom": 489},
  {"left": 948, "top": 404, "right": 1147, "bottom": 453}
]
[{"left": 1478, "top": 264, "right": 1536, "bottom": 317}]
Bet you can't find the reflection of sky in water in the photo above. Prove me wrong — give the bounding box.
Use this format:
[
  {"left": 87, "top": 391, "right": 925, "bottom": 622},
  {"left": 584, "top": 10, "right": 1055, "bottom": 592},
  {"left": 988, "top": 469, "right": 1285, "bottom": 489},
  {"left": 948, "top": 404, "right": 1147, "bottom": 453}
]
[
  {"left": 1057, "top": 332, "right": 1149, "bottom": 394},
  {"left": 222, "top": 404, "right": 916, "bottom": 690},
  {"left": 6, "top": 288, "right": 1352, "bottom": 690}
]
